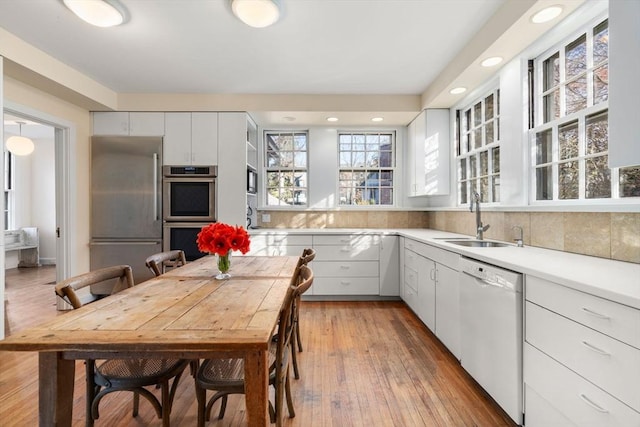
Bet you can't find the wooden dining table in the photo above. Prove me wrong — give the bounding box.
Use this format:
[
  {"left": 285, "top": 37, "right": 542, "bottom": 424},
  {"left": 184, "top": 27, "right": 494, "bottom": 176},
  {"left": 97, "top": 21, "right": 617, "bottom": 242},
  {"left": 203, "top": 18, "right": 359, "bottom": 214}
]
[{"left": 0, "top": 255, "right": 299, "bottom": 427}]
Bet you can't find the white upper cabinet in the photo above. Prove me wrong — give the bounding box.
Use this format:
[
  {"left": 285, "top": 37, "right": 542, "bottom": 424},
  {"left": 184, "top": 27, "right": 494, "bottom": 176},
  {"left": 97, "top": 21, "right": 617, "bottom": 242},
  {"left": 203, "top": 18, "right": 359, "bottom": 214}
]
[
  {"left": 93, "top": 112, "right": 164, "bottom": 136},
  {"left": 164, "top": 112, "right": 218, "bottom": 165},
  {"left": 407, "top": 109, "right": 450, "bottom": 196}
]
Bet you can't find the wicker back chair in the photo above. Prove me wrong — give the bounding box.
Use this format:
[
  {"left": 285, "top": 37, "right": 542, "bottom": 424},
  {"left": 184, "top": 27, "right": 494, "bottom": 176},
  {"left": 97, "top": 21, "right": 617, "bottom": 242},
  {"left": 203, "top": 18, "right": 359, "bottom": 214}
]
[
  {"left": 194, "top": 266, "right": 313, "bottom": 427},
  {"left": 290, "top": 248, "right": 315, "bottom": 379},
  {"left": 54, "top": 265, "right": 189, "bottom": 427},
  {"left": 145, "top": 250, "right": 187, "bottom": 277}
]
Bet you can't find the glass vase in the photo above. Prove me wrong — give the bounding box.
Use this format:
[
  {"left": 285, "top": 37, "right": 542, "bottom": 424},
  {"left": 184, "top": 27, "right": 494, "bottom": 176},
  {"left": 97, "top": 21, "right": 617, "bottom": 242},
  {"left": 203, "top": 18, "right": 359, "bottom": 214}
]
[{"left": 216, "top": 252, "right": 231, "bottom": 280}]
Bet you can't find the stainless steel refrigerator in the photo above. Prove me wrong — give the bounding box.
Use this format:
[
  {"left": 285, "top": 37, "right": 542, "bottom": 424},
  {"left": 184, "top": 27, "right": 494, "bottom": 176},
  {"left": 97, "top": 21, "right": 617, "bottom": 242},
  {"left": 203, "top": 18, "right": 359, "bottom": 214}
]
[{"left": 90, "top": 136, "right": 163, "bottom": 286}]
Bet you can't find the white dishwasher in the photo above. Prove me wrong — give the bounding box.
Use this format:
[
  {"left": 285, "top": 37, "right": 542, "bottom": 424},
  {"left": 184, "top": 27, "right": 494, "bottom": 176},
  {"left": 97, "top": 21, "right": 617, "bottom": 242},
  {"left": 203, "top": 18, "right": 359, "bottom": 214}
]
[{"left": 459, "top": 257, "right": 523, "bottom": 425}]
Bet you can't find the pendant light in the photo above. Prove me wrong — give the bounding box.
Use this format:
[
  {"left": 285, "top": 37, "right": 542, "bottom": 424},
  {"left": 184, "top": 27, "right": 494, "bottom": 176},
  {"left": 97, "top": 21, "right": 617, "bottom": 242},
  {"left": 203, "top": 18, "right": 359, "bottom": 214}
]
[
  {"left": 6, "top": 122, "right": 35, "bottom": 156},
  {"left": 62, "top": 0, "right": 127, "bottom": 28},
  {"left": 230, "top": 0, "right": 281, "bottom": 28}
]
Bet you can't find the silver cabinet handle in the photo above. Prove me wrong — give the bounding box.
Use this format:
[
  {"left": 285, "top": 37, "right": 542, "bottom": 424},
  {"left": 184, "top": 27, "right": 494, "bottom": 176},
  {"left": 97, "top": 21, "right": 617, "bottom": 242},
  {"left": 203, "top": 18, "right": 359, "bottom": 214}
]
[
  {"left": 340, "top": 265, "right": 350, "bottom": 269},
  {"left": 340, "top": 281, "right": 351, "bottom": 286},
  {"left": 578, "top": 393, "right": 609, "bottom": 413},
  {"left": 152, "top": 153, "right": 159, "bottom": 221},
  {"left": 581, "top": 307, "right": 611, "bottom": 320},
  {"left": 581, "top": 340, "right": 611, "bottom": 356}
]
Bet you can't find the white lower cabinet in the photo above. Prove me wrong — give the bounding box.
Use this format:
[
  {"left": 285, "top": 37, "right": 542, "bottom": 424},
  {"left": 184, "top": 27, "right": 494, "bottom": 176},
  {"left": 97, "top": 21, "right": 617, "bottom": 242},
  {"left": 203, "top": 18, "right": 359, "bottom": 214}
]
[
  {"left": 524, "top": 275, "right": 640, "bottom": 426},
  {"left": 401, "top": 238, "right": 460, "bottom": 358},
  {"left": 246, "top": 234, "right": 312, "bottom": 257},
  {"left": 312, "top": 234, "right": 380, "bottom": 296}
]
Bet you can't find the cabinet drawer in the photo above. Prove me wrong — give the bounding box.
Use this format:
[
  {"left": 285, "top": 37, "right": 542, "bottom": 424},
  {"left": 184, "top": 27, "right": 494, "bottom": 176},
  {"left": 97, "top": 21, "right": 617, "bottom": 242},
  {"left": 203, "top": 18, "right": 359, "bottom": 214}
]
[
  {"left": 405, "top": 238, "right": 459, "bottom": 268},
  {"left": 313, "top": 234, "right": 378, "bottom": 246},
  {"left": 249, "top": 234, "right": 313, "bottom": 247},
  {"left": 404, "top": 266, "right": 418, "bottom": 293},
  {"left": 525, "top": 385, "right": 578, "bottom": 427},
  {"left": 313, "top": 261, "right": 378, "bottom": 278},
  {"left": 526, "top": 275, "right": 640, "bottom": 349},
  {"left": 524, "top": 343, "right": 640, "bottom": 427},
  {"left": 404, "top": 248, "right": 420, "bottom": 271},
  {"left": 313, "top": 244, "right": 379, "bottom": 261},
  {"left": 245, "top": 245, "right": 309, "bottom": 257},
  {"left": 312, "top": 277, "right": 379, "bottom": 295},
  {"left": 526, "top": 302, "right": 640, "bottom": 411}
]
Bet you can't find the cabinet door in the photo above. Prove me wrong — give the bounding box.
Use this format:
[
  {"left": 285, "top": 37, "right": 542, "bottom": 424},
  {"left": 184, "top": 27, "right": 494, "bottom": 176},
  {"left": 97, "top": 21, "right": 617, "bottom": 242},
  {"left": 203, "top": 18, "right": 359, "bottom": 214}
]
[
  {"left": 93, "top": 112, "right": 129, "bottom": 135},
  {"left": 406, "top": 119, "right": 418, "bottom": 196},
  {"left": 435, "top": 263, "right": 460, "bottom": 359},
  {"left": 191, "top": 112, "right": 218, "bottom": 165},
  {"left": 412, "top": 110, "right": 427, "bottom": 195},
  {"left": 380, "top": 235, "right": 399, "bottom": 296},
  {"left": 417, "top": 255, "right": 436, "bottom": 331},
  {"left": 129, "top": 112, "right": 164, "bottom": 136},
  {"left": 164, "top": 112, "right": 192, "bottom": 165},
  {"left": 422, "top": 109, "right": 450, "bottom": 195}
]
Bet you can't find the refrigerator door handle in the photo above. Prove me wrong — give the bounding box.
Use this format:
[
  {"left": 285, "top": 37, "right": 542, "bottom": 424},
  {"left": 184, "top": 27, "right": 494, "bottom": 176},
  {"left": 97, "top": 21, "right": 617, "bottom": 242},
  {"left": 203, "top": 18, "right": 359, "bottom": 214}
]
[{"left": 153, "top": 152, "right": 159, "bottom": 221}]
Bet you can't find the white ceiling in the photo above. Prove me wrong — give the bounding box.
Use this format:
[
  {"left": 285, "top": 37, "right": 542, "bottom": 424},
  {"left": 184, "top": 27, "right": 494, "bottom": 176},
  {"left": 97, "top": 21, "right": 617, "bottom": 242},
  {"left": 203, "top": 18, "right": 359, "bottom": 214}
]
[{"left": 0, "top": 0, "right": 580, "bottom": 126}]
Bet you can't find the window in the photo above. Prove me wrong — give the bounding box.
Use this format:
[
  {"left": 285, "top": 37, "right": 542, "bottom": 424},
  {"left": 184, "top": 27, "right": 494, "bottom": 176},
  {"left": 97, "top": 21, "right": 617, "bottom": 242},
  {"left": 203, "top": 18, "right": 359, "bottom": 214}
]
[
  {"left": 456, "top": 89, "right": 501, "bottom": 205},
  {"left": 264, "top": 131, "right": 308, "bottom": 206},
  {"left": 338, "top": 132, "right": 395, "bottom": 206},
  {"left": 531, "top": 19, "right": 640, "bottom": 201},
  {"left": 4, "top": 151, "right": 14, "bottom": 230}
]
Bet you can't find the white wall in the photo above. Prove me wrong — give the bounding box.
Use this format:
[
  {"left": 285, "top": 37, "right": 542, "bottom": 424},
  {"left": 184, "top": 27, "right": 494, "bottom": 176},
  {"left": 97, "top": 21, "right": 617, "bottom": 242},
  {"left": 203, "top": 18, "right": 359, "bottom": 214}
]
[{"left": 5, "top": 130, "right": 56, "bottom": 268}]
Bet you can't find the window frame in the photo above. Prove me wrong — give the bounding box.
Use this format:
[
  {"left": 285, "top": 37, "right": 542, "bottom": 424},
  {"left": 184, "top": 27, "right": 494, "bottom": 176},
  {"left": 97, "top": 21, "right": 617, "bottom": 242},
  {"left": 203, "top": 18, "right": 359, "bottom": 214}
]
[
  {"left": 529, "top": 16, "right": 639, "bottom": 205},
  {"left": 337, "top": 130, "right": 396, "bottom": 207},
  {"left": 455, "top": 87, "right": 501, "bottom": 206},
  {"left": 263, "top": 130, "right": 309, "bottom": 208}
]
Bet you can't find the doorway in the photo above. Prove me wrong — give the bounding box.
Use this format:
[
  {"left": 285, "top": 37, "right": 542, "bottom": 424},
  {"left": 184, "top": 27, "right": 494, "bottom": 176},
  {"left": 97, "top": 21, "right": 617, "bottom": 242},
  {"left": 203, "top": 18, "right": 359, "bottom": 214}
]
[{"left": 3, "top": 104, "right": 73, "bottom": 333}]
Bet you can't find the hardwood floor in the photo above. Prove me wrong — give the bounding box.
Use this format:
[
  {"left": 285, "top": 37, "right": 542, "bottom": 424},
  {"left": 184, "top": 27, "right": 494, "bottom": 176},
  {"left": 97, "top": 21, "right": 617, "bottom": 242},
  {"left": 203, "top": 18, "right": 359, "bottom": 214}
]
[{"left": 1, "top": 266, "right": 516, "bottom": 426}]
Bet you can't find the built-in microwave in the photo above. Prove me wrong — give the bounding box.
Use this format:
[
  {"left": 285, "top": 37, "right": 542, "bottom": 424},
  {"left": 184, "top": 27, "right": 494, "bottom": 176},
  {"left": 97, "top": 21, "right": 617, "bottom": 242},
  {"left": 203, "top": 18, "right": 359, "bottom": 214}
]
[
  {"left": 163, "top": 165, "right": 216, "bottom": 222},
  {"left": 247, "top": 167, "right": 257, "bottom": 194}
]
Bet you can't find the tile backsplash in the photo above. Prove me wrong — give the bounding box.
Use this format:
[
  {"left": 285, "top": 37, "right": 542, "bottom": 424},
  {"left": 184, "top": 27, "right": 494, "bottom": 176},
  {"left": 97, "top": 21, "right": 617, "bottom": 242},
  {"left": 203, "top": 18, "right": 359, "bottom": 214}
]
[{"left": 257, "top": 210, "right": 639, "bottom": 264}]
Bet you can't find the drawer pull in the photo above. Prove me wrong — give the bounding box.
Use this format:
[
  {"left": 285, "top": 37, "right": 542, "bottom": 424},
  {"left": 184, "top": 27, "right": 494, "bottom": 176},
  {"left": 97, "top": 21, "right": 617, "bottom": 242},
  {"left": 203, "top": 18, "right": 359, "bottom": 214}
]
[
  {"left": 340, "top": 248, "right": 351, "bottom": 252},
  {"left": 581, "top": 307, "right": 610, "bottom": 320},
  {"left": 339, "top": 265, "right": 350, "bottom": 269},
  {"left": 579, "top": 393, "right": 609, "bottom": 413},
  {"left": 340, "top": 281, "right": 351, "bottom": 286},
  {"left": 581, "top": 340, "right": 611, "bottom": 356}
]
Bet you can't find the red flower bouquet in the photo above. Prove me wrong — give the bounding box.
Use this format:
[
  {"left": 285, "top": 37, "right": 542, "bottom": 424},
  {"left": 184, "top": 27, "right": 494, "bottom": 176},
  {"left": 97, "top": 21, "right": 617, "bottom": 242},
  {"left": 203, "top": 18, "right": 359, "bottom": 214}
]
[{"left": 196, "top": 223, "right": 251, "bottom": 279}]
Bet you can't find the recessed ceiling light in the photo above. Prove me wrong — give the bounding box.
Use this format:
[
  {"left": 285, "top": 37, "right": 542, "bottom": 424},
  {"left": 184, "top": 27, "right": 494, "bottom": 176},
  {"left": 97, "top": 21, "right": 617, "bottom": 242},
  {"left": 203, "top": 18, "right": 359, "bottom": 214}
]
[
  {"left": 371, "top": 117, "right": 384, "bottom": 122},
  {"left": 481, "top": 56, "right": 503, "bottom": 67},
  {"left": 449, "top": 87, "right": 467, "bottom": 95},
  {"left": 326, "top": 117, "right": 339, "bottom": 122},
  {"left": 63, "top": 0, "right": 127, "bottom": 27},
  {"left": 531, "top": 5, "right": 563, "bottom": 24}
]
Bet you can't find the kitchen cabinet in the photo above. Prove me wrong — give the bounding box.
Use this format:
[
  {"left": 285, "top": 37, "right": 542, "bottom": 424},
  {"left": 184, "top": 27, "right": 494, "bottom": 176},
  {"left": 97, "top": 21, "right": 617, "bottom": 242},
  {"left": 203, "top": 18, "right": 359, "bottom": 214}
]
[
  {"left": 402, "top": 238, "right": 460, "bottom": 358},
  {"left": 379, "top": 235, "right": 399, "bottom": 296},
  {"left": 163, "top": 112, "right": 218, "bottom": 165},
  {"left": 524, "top": 275, "right": 640, "bottom": 426},
  {"left": 407, "top": 109, "right": 450, "bottom": 197},
  {"left": 312, "top": 234, "right": 380, "bottom": 296},
  {"left": 93, "top": 112, "right": 164, "bottom": 136},
  {"left": 217, "top": 112, "right": 255, "bottom": 226}
]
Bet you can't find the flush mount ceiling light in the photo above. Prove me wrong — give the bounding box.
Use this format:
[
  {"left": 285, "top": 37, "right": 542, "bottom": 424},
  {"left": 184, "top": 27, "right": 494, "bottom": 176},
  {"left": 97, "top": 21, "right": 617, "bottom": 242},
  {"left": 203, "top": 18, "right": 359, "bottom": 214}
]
[
  {"left": 449, "top": 87, "right": 467, "bottom": 95},
  {"left": 230, "top": 0, "right": 281, "bottom": 28},
  {"left": 6, "top": 122, "right": 35, "bottom": 156},
  {"left": 371, "top": 117, "right": 384, "bottom": 122},
  {"left": 62, "top": 0, "right": 127, "bottom": 28},
  {"left": 481, "top": 56, "right": 503, "bottom": 67},
  {"left": 326, "top": 117, "right": 339, "bottom": 122},
  {"left": 531, "top": 5, "right": 563, "bottom": 24}
]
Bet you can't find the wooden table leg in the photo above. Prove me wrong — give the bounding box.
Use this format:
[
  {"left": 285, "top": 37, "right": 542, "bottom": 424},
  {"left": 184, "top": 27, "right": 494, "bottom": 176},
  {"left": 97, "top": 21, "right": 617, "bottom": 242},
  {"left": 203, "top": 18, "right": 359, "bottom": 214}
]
[
  {"left": 39, "top": 352, "right": 75, "bottom": 427},
  {"left": 244, "top": 349, "right": 270, "bottom": 427}
]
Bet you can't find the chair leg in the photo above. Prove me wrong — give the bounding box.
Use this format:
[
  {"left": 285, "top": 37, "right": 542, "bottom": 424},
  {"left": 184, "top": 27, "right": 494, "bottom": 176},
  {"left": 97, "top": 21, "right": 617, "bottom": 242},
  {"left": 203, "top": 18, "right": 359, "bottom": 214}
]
[
  {"left": 161, "top": 380, "right": 170, "bottom": 427},
  {"left": 291, "top": 339, "right": 300, "bottom": 380},
  {"left": 132, "top": 392, "right": 140, "bottom": 417},
  {"left": 295, "top": 319, "right": 303, "bottom": 352},
  {"left": 285, "top": 367, "right": 295, "bottom": 419}
]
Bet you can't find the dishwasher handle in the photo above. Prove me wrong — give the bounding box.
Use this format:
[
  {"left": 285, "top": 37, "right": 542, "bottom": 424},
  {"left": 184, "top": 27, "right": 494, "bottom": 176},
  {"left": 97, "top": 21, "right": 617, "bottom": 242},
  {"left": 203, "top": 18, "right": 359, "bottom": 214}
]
[{"left": 462, "top": 270, "right": 519, "bottom": 292}]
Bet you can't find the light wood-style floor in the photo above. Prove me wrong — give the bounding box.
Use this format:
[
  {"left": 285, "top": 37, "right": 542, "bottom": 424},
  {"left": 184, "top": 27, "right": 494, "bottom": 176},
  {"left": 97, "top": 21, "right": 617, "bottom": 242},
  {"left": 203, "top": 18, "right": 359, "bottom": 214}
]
[{"left": 1, "top": 266, "right": 516, "bottom": 426}]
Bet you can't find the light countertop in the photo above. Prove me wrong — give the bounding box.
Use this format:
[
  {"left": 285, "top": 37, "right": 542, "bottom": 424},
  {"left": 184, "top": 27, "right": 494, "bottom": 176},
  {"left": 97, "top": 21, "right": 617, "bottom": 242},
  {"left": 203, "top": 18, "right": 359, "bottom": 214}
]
[{"left": 249, "top": 228, "right": 640, "bottom": 309}]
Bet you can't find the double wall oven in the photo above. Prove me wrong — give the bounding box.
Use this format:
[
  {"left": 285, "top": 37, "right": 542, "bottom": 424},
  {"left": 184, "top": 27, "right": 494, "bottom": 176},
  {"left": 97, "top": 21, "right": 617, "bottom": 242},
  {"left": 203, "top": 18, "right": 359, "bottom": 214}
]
[{"left": 162, "top": 165, "right": 216, "bottom": 261}]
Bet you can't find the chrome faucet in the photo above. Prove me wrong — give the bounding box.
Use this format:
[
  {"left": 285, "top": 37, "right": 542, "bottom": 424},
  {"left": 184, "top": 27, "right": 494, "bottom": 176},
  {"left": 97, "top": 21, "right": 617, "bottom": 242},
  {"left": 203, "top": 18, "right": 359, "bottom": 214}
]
[
  {"left": 512, "top": 225, "right": 524, "bottom": 247},
  {"left": 470, "top": 192, "right": 490, "bottom": 240}
]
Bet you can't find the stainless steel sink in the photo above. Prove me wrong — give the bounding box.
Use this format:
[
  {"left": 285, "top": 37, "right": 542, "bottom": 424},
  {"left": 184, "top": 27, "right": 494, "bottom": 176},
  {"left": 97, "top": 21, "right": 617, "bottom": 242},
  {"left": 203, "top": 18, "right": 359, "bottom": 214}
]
[{"left": 446, "top": 239, "right": 511, "bottom": 248}]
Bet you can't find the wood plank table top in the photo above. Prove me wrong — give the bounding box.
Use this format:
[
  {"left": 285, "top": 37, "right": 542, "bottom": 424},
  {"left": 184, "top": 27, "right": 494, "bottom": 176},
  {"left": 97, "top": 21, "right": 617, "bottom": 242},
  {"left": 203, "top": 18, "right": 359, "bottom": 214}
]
[{"left": 0, "top": 255, "right": 297, "bottom": 426}]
